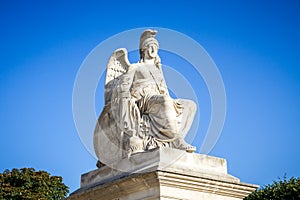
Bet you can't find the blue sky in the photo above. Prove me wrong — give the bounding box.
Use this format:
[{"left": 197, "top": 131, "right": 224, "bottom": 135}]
[{"left": 1, "top": 0, "right": 299, "bottom": 193}]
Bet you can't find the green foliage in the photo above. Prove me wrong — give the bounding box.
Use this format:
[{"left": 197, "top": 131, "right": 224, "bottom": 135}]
[
  {"left": 245, "top": 176, "right": 300, "bottom": 200},
  {"left": 0, "top": 168, "right": 69, "bottom": 200}
]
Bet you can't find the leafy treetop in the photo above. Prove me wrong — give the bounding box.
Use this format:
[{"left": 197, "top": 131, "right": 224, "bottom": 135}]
[
  {"left": 245, "top": 176, "right": 300, "bottom": 200},
  {"left": 0, "top": 168, "right": 69, "bottom": 200}
]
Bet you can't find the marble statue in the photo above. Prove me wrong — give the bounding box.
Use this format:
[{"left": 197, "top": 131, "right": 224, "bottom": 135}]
[{"left": 94, "top": 29, "right": 197, "bottom": 166}]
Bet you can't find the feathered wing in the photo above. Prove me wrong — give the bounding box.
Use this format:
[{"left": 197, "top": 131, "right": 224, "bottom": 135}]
[
  {"left": 105, "top": 48, "right": 130, "bottom": 85},
  {"left": 104, "top": 48, "right": 131, "bottom": 104}
]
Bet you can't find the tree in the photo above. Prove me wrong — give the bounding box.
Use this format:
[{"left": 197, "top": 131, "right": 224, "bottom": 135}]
[
  {"left": 245, "top": 176, "right": 300, "bottom": 200},
  {"left": 0, "top": 168, "right": 69, "bottom": 200}
]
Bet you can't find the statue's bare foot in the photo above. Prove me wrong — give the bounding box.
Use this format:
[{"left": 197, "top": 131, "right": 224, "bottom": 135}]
[
  {"left": 185, "top": 145, "right": 196, "bottom": 153},
  {"left": 174, "top": 138, "right": 196, "bottom": 153},
  {"left": 179, "top": 143, "right": 196, "bottom": 153}
]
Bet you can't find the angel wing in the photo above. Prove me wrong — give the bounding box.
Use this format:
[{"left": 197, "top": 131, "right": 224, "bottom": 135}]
[
  {"left": 105, "top": 48, "right": 130, "bottom": 85},
  {"left": 104, "top": 48, "right": 131, "bottom": 104}
]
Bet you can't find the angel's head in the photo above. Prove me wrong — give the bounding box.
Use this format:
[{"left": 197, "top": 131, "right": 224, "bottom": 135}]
[{"left": 139, "top": 29, "right": 161, "bottom": 67}]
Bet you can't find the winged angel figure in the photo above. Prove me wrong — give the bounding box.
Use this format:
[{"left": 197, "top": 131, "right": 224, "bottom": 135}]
[{"left": 94, "top": 30, "right": 197, "bottom": 166}]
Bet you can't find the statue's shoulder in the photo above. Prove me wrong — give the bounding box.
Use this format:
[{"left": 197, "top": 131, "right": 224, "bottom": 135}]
[
  {"left": 130, "top": 62, "right": 143, "bottom": 68},
  {"left": 127, "top": 62, "right": 143, "bottom": 72}
]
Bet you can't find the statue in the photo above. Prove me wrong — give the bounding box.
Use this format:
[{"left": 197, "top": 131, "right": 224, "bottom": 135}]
[{"left": 94, "top": 29, "right": 197, "bottom": 167}]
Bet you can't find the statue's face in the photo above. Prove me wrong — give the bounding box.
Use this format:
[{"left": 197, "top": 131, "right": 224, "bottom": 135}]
[{"left": 145, "top": 44, "right": 158, "bottom": 59}]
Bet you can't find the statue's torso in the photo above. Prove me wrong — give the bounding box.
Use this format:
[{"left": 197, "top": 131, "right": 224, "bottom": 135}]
[{"left": 129, "top": 63, "right": 167, "bottom": 99}]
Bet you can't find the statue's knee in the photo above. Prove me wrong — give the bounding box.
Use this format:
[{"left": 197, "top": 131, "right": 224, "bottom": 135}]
[
  {"left": 188, "top": 100, "right": 197, "bottom": 111},
  {"left": 181, "top": 99, "right": 197, "bottom": 112}
]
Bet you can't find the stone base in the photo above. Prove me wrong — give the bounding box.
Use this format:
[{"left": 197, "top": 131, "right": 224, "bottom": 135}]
[{"left": 67, "top": 148, "right": 258, "bottom": 200}]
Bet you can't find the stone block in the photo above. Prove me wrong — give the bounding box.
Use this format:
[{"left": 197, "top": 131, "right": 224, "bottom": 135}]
[{"left": 67, "top": 148, "right": 258, "bottom": 200}]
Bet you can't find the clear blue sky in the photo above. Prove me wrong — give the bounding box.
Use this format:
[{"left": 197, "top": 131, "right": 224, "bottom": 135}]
[{"left": 1, "top": 0, "right": 299, "bottom": 193}]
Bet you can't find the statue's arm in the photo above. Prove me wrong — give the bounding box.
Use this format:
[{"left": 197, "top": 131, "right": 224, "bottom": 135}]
[
  {"left": 159, "top": 67, "right": 169, "bottom": 96},
  {"left": 160, "top": 82, "right": 169, "bottom": 95}
]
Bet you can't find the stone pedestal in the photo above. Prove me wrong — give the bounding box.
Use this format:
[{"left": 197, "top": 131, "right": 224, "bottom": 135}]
[{"left": 67, "top": 148, "right": 258, "bottom": 200}]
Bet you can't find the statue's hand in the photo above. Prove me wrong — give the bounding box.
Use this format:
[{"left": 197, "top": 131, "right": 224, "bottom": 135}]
[{"left": 160, "top": 87, "right": 168, "bottom": 95}]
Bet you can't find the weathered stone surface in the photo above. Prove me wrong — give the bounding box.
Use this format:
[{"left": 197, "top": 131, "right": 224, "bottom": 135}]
[{"left": 67, "top": 148, "right": 258, "bottom": 200}]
